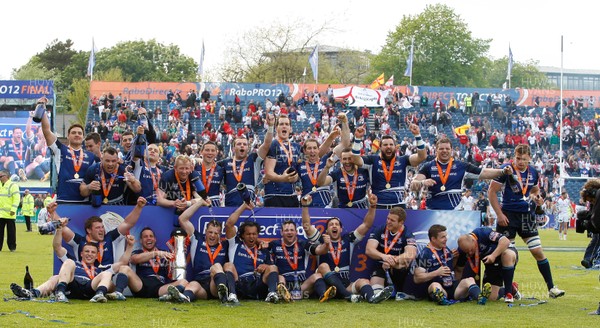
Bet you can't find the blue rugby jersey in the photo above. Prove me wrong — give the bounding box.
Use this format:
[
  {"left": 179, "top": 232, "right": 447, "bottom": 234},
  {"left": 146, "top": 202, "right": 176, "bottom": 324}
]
[
  {"left": 219, "top": 153, "right": 263, "bottom": 207},
  {"left": 494, "top": 163, "right": 539, "bottom": 213},
  {"left": 264, "top": 139, "right": 302, "bottom": 196},
  {"left": 418, "top": 159, "right": 482, "bottom": 210},
  {"left": 362, "top": 154, "right": 410, "bottom": 205},
  {"left": 190, "top": 230, "right": 229, "bottom": 280}
]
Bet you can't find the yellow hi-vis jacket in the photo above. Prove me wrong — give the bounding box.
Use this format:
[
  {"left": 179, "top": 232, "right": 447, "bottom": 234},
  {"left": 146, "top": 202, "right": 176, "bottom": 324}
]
[
  {"left": 0, "top": 180, "right": 20, "bottom": 219},
  {"left": 22, "top": 193, "right": 35, "bottom": 217}
]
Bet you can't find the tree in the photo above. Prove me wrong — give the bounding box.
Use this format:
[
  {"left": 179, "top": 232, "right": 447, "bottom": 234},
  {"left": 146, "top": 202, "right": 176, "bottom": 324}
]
[
  {"left": 65, "top": 78, "right": 91, "bottom": 126},
  {"left": 219, "top": 20, "right": 329, "bottom": 83},
  {"left": 97, "top": 40, "right": 197, "bottom": 82},
  {"left": 371, "top": 4, "right": 491, "bottom": 87}
]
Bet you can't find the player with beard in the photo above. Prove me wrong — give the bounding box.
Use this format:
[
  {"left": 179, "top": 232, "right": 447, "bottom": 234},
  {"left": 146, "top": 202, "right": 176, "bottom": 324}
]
[
  {"left": 366, "top": 206, "right": 417, "bottom": 297},
  {"left": 488, "top": 144, "right": 564, "bottom": 300},
  {"left": 177, "top": 201, "right": 234, "bottom": 303},
  {"left": 80, "top": 147, "right": 141, "bottom": 205},
  {"left": 11, "top": 215, "right": 136, "bottom": 303},
  {"left": 157, "top": 155, "right": 208, "bottom": 219},
  {"left": 195, "top": 141, "right": 224, "bottom": 207},
  {"left": 224, "top": 201, "right": 291, "bottom": 303},
  {"left": 295, "top": 113, "right": 351, "bottom": 208},
  {"left": 269, "top": 219, "right": 336, "bottom": 302},
  {"left": 220, "top": 114, "right": 274, "bottom": 206},
  {"left": 457, "top": 227, "right": 519, "bottom": 303},
  {"left": 263, "top": 115, "right": 303, "bottom": 207},
  {"left": 38, "top": 97, "right": 99, "bottom": 203},
  {"left": 317, "top": 148, "right": 369, "bottom": 208},
  {"left": 302, "top": 193, "right": 394, "bottom": 303},
  {"left": 414, "top": 224, "right": 491, "bottom": 305},
  {"left": 410, "top": 137, "right": 510, "bottom": 210},
  {"left": 351, "top": 124, "right": 427, "bottom": 209}
]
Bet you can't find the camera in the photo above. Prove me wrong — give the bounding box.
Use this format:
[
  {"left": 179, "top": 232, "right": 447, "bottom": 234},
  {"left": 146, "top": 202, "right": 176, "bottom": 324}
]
[
  {"left": 576, "top": 187, "right": 600, "bottom": 234},
  {"left": 576, "top": 210, "right": 598, "bottom": 234}
]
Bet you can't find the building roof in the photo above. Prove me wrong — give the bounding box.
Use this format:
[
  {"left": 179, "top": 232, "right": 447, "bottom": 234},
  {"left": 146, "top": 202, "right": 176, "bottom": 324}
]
[{"left": 537, "top": 66, "right": 600, "bottom": 75}]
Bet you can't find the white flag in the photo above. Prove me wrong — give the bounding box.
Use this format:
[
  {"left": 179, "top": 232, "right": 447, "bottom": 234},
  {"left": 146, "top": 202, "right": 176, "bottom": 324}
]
[
  {"left": 87, "top": 38, "right": 96, "bottom": 78},
  {"left": 385, "top": 75, "right": 394, "bottom": 87},
  {"left": 198, "top": 40, "right": 205, "bottom": 77},
  {"left": 404, "top": 40, "right": 414, "bottom": 77},
  {"left": 308, "top": 45, "right": 318, "bottom": 81},
  {"left": 506, "top": 45, "right": 513, "bottom": 80},
  {"left": 302, "top": 67, "right": 306, "bottom": 77}
]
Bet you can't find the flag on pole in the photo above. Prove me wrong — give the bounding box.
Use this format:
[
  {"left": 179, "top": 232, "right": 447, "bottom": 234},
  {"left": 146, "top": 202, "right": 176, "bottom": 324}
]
[
  {"left": 302, "top": 67, "right": 306, "bottom": 77},
  {"left": 308, "top": 45, "right": 318, "bottom": 81},
  {"left": 385, "top": 75, "right": 394, "bottom": 87},
  {"left": 369, "top": 73, "right": 385, "bottom": 89},
  {"left": 506, "top": 44, "right": 513, "bottom": 80},
  {"left": 198, "top": 40, "right": 205, "bottom": 77},
  {"left": 87, "top": 38, "right": 96, "bottom": 78},
  {"left": 404, "top": 40, "right": 414, "bottom": 77}
]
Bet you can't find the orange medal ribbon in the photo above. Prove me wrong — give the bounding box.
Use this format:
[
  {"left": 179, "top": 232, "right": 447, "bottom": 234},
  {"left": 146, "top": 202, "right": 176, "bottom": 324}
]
[
  {"left": 428, "top": 244, "right": 449, "bottom": 266},
  {"left": 175, "top": 171, "right": 191, "bottom": 201},
  {"left": 281, "top": 239, "right": 299, "bottom": 271},
  {"left": 100, "top": 166, "right": 116, "bottom": 200},
  {"left": 144, "top": 248, "right": 161, "bottom": 274},
  {"left": 244, "top": 244, "right": 259, "bottom": 270},
  {"left": 277, "top": 138, "right": 294, "bottom": 167},
  {"left": 341, "top": 170, "right": 358, "bottom": 202},
  {"left": 384, "top": 227, "right": 404, "bottom": 254},
  {"left": 12, "top": 140, "right": 23, "bottom": 161},
  {"left": 511, "top": 163, "right": 530, "bottom": 197},
  {"left": 467, "top": 233, "right": 480, "bottom": 275},
  {"left": 82, "top": 262, "right": 97, "bottom": 279},
  {"left": 380, "top": 155, "right": 396, "bottom": 186},
  {"left": 232, "top": 158, "right": 247, "bottom": 182},
  {"left": 206, "top": 241, "right": 223, "bottom": 265},
  {"left": 328, "top": 240, "right": 343, "bottom": 267},
  {"left": 305, "top": 161, "right": 319, "bottom": 189},
  {"left": 435, "top": 157, "right": 454, "bottom": 187},
  {"left": 144, "top": 158, "right": 161, "bottom": 190},
  {"left": 68, "top": 146, "right": 84, "bottom": 174},
  {"left": 201, "top": 163, "right": 216, "bottom": 194}
]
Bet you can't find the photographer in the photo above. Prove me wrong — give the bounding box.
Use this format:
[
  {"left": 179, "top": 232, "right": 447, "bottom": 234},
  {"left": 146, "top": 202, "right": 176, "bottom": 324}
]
[{"left": 578, "top": 179, "right": 600, "bottom": 268}]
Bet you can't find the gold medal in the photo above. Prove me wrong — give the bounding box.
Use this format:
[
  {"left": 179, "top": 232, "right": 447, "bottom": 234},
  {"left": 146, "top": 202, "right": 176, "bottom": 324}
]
[
  {"left": 312, "top": 186, "right": 317, "bottom": 192},
  {"left": 347, "top": 202, "right": 353, "bottom": 207},
  {"left": 103, "top": 197, "right": 108, "bottom": 204},
  {"left": 440, "top": 185, "right": 446, "bottom": 191},
  {"left": 334, "top": 266, "right": 340, "bottom": 273},
  {"left": 74, "top": 173, "right": 79, "bottom": 179},
  {"left": 475, "top": 274, "right": 480, "bottom": 281},
  {"left": 385, "top": 183, "right": 391, "bottom": 189}
]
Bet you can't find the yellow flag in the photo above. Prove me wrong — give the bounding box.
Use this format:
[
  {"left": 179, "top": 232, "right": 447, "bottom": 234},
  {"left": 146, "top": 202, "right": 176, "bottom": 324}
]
[{"left": 369, "top": 73, "right": 385, "bottom": 89}]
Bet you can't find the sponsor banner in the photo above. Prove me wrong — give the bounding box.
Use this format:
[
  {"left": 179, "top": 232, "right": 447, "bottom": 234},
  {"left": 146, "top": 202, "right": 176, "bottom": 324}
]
[
  {"left": 332, "top": 86, "right": 390, "bottom": 107},
  {"left": 53, "top": 206, "right": 479, "bottom": 279},
  {"left": 91, "top": 81, "right": 600, "bottom": 109},
  {"left": 0, "top": 80, "right": 54, "bottom": 99}
]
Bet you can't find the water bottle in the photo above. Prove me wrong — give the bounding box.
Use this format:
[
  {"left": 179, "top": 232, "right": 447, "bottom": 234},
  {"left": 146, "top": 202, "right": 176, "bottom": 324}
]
[
  {"left": 90, "top": 175, "right": 103, "bottom": 208},
  {"left": 237, "top": 183, "right": 251, "bottom": 204},
  {"left": 32, "top": 103, "right": 46, "bottom": 123},
  {"left": 24, "top": 266, "right": 34, "bottom": 291},
  {"left": 291, "top": 272, "right": 302, "bottom": 300}
]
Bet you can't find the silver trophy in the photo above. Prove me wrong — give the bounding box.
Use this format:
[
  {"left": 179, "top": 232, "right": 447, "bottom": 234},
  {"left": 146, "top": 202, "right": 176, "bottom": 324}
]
[{"left": 169, "top": 228, "right": 188, "bottom": 280}]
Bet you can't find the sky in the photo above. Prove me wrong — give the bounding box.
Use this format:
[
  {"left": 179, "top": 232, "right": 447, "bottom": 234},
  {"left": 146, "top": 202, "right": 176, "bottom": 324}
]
[{"left": 1, "top": 0, "right": 598, "bottom": 80}]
